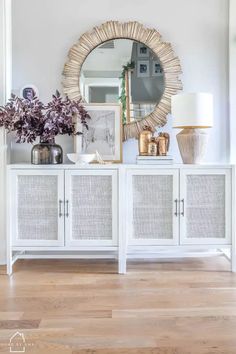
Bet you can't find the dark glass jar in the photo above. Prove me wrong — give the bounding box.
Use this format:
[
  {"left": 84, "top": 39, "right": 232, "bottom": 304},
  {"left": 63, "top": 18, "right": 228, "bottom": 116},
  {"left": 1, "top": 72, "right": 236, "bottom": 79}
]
[{"left": 31, "top": 138, "right": 63, "bottom": 164}]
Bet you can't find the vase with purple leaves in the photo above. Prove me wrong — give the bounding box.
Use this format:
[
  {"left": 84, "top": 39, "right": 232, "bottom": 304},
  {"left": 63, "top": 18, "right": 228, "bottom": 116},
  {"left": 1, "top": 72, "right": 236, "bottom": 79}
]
[{"left": 0, "top": 91, "right": 90, "bottom": 164}]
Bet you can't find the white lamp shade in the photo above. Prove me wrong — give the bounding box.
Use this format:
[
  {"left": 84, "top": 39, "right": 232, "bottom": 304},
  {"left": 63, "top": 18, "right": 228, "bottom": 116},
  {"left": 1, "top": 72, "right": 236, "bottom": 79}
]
[{"left": 172, "top": 92, "right": 213, "bottom": 128}]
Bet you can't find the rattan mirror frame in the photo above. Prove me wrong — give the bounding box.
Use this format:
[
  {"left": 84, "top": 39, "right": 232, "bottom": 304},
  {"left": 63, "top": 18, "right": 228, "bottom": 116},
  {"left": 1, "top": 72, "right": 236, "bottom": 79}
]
[{"left": 62, "top": 21, "right": 182, "bottom": 140}]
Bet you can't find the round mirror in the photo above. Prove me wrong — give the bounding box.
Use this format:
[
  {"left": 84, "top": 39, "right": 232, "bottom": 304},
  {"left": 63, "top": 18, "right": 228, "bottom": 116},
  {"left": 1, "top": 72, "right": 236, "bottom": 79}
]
[
  {"left": 63, "top": 21, "right": 182, "bottom": 140},
  {"left": 79, "top": 39, "right": 164, "bottom": 124}
]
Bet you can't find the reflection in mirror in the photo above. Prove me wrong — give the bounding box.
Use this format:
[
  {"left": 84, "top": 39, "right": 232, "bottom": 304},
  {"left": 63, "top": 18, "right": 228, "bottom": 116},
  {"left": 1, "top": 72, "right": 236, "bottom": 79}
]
[{"left": 80, "top": 39, "right": 164, "bottom": 124}]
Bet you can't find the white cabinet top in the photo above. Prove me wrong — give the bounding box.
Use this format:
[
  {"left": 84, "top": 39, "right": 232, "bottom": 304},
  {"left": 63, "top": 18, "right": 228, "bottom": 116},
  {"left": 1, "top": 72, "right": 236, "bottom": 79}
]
[{"left": 7, "top": 163, "right": 234, "bottom": 170}]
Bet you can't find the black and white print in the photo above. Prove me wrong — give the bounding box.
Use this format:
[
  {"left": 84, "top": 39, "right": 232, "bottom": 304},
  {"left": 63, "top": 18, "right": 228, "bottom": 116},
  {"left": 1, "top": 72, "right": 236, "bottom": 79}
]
[
  {"left": 137, "top": 60, "right": 150, "bottom": 78},
  {"left": 76, "top": 104, "right": 122, "bottom": 162},
  {"left": 137, "top": 43, "right": 150, "bottom": 58},
  {"left": 152, "top": 61, "right": 163, "bottom": 76}
]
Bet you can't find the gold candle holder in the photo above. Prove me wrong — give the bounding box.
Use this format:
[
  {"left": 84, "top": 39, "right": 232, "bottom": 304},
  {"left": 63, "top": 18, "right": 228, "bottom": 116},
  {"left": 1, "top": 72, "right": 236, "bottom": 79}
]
[
  {"left": 148, "top": 138, "right": 158, "bottom": 156},
  {"left": 138, "top": 126, "right": 153, "bottom": 156},
  {"left": 155, "top": 132, "right": 170, "bottom": 156}
]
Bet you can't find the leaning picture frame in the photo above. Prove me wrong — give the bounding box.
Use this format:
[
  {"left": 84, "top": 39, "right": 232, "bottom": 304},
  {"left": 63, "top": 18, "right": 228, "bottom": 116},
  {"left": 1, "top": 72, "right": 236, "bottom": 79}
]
[
  {"left": 137, "top": 43, "right": 150, "bottom": 58},
  {"left": 75, "top": 104, "right": 122, "bottom": 163},
  {"left": 152, "top": 61, "right": 163, "bottom": 76},
  {"left": 137, "top": 60, "right": 150, "bottom": 78},
  {"left": 20, "top": 84, "right": 39, "bottom": 100}
]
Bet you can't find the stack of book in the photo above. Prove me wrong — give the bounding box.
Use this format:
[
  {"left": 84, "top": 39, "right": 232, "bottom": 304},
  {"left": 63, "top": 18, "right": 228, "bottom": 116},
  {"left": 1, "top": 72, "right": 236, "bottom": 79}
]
[{"left": 136, "top": 155, "right": 173, "bottom": 165}]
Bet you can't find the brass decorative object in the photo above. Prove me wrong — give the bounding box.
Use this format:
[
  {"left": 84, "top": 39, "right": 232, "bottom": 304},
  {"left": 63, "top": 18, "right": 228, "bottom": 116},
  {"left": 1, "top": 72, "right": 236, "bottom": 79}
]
[
  {"left": 159, "top": 132, "right": 170, "bottom": 152},
  {"left": 62, "top": 21, "right": 182, "bottom": 140},
  {"left": 95, "top": 150, "right": 111, "bottom": 165},
  {"left": 157, "top": 136, "right": 167, "bottom": 156},
  {"left": 148, "top": 138, "right": 158, "bottom": 156},
  {"left": 154, "top": 132, "right": 170, "bottom": 156},
  {"left": 138, "top": 126, "right": 153, "bottom": 156}
]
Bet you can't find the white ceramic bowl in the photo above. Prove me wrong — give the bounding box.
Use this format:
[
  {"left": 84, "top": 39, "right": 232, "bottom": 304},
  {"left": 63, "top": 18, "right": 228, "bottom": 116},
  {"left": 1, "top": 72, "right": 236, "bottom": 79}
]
[{"left": 67, "top": 153, "right": 96, "bottom": 164}]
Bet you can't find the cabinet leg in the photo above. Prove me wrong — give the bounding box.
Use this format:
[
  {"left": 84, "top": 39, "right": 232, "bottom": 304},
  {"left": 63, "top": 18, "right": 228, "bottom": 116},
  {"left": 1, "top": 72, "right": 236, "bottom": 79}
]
[
  {"left": 231, "top": 246, "right": 236, "bottom": 272},
  {"left": 7, "top": 256, "right": 12, "bottom": 275},
  {"left": 118, "top": 166, "right": 127, "bottom": 274},
  {"left": 7, "top": 238, "right": 13, "bottom": 275},
  {"left": 118, "top": 253, "right": 127, "bottom": 274}
]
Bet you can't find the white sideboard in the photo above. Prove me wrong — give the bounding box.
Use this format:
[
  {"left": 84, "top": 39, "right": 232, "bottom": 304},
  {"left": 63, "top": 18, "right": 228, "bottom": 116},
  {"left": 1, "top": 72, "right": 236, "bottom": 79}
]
[{"left": 7, "top": 164, "right": 236, "bottom": 274}]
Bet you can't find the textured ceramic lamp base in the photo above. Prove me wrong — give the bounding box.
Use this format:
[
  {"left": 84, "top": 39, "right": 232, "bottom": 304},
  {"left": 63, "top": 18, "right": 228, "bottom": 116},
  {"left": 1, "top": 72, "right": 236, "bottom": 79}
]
[{"left": 176, "top": 128, "right": 209, "bottom": 164}]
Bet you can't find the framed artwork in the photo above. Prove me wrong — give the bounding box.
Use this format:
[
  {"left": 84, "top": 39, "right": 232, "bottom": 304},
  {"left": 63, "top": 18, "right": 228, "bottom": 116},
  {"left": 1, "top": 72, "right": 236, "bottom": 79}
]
[
  {"left": 152, "top": 61, "right": 163, "bottom": 76},
  {"left": 75, "top": 104, "right": 122, "bottom": 162},
  {"left": 20, "top": 85, "right": 39, "bottom": 100},
  {"left": 137, "top": 43, "right": 149, "bottom": 58},
  {"left": 137, "top": 60, "right": 150, "bottom": 78}
]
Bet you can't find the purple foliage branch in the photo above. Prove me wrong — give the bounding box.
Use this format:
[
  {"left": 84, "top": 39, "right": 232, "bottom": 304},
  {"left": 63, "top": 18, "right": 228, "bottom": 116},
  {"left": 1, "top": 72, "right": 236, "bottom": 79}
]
[{"left": 0, "top": 90, "right": 90, "bottom": 143}]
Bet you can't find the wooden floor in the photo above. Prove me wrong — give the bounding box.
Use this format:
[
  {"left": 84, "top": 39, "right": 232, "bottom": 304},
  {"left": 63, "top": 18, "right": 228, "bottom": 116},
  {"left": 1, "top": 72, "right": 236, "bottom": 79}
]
[{"left": 0, "top": 256, "right": 236, "bottom": 353}]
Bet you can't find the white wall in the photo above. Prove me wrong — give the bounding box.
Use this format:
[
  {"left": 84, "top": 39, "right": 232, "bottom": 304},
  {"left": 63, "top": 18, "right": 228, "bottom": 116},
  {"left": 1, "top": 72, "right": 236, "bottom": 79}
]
[
  {"left": 0, "top": 0, "right": 6, "bottom": 265},
  {"left": 230, "top": 0, "right": 236, "bottom": 162},
  {"left": 0, "top": 0, "right": 11, "bottom": 264},
  {"left": 10, "top": 0, "right": 229, "bottom": 164}
]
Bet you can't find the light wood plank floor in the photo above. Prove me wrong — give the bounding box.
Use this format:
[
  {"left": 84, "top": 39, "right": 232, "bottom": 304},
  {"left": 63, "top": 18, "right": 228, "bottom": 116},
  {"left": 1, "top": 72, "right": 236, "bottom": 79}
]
[{"left": 0, "top": 256, "right": 236, "bottom": 353}]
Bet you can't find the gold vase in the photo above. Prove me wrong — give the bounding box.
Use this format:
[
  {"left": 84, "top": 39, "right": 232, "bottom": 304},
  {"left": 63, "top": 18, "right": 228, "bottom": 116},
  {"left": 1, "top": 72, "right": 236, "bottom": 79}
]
[
  {"left": 138, "top": 126, "right": 153, "bottom": 156},
  {"left": 158, "top": 136, "right": 167, "bottom": 156},
  {"left": 148, "top": 138, "right": 158, "bottom": 156}
]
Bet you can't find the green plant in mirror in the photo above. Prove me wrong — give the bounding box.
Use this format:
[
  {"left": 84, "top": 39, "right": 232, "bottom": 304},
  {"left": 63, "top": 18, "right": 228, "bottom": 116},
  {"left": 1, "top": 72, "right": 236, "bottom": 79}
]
[{"left": 119, "top": 61, "right": 135, "bottom": 124}]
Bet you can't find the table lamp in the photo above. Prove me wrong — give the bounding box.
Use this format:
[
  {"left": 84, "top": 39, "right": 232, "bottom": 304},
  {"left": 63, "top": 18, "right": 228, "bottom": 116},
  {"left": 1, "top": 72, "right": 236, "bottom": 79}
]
[{"left": 171, "top": 92, "right": 213, "bottom": 164}]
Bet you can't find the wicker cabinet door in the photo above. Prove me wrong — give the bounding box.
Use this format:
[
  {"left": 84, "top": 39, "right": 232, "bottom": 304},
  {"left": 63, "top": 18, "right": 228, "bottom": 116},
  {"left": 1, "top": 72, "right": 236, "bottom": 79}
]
[
  {"left": 11, "top": 170, "right": 64, "bottom": 246},
  {"left": 65, "top": 170, "right": 118, "bottom": 246},
  {"left": 180, "top": 169, "right": 231, "bottom": 245},
  {"left": 127, "top": 170, "right": 179, "bottom": 245}
]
